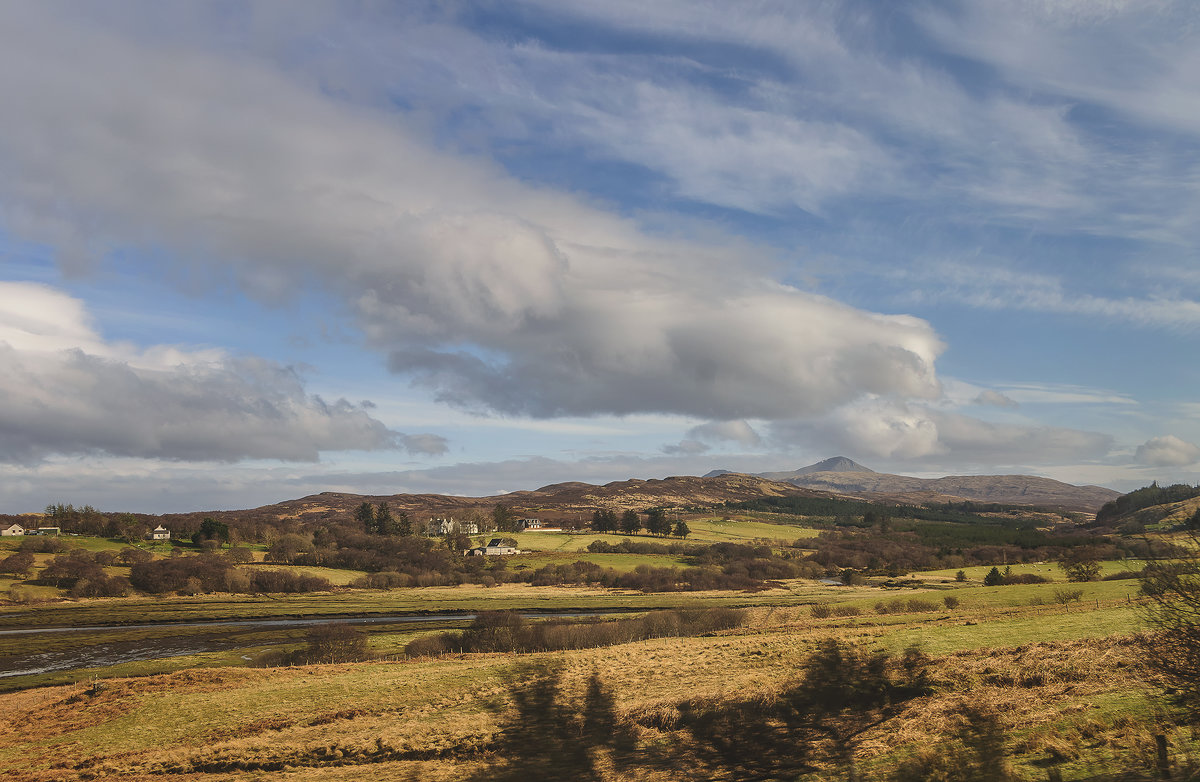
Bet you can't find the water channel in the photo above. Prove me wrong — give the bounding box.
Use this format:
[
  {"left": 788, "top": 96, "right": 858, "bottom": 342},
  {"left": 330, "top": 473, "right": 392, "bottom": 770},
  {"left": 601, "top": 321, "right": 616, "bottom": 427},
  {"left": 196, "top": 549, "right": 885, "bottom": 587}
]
[{"left": 0, "top": 610, "right": 616, "bottom": 679}]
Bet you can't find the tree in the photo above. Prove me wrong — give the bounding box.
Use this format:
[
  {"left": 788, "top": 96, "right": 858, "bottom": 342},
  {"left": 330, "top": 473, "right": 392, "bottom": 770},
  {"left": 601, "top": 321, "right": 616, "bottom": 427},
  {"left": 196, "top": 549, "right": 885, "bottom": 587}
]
[
  {"left": 116, "top": 547, "right": 153, "bottom": 566},
  {"left": 646, "top": 508, "right": 670, "bottom": 536},
  {"left": 673, "top": 520, "right": 691, "bottom": 539},
  {"left": 955, "top": 569, "right": 967, "bottom": 582},
  {"left": 116, "top": 513, "right": 146, "bottom": 544},
  {"left": 1052, "top": 588, "right": 1084, "bottom": 611},
  {"left": 354, "top": 502, "right": 376, "bottom": 533},
  {"left": 620, "top": 510, "right": 642, "bottom": 535},
  {"left": 304, "top": 623, "right": 369, "bottom": 663},
  {"left": 395, "top": 509, "right": 413, "bottom": 536},
  {"left": 1139, "top": 552, "right": 1200, "bottom": 722},
  {"left": 1059, "top": 549, "right": 1102, "bottom": 582},
  {"left": 493, "top": 503, "right": 518, "bottom": 533},
  {"left": 225, "top": 546, "right": 255, "bottom": 564},
  {"left": 0, "top": 552, "right": 34, "bottom": 578},
  {"left": 191, "top": 517, "right": 229, "bottom": 547},
  {"left": 592, "top": 508, "right": 618, "bottom": 533},
  {"left": 375, "top": 502, "right": 395, "bottom": 535},
  {"left": 983, "top": 566, "right": 1004, "bottom": 586}
]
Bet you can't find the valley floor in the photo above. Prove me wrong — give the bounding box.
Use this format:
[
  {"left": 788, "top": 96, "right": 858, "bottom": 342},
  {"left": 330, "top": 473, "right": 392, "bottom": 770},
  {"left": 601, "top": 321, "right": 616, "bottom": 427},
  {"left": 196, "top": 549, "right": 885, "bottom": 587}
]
[{"left": 1, "top": 576, "right": 1195, "bottom": 781}]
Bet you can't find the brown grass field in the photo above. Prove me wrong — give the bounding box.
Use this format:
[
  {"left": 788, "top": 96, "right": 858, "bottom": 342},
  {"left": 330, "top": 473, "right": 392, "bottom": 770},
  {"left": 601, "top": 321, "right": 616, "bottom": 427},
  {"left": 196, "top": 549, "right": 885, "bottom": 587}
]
[
  {"left": 1, "top": 578, "right": 1196, "bottom": 782},
  {"left": 2, "top": 523, "right": 1197, "bottom": 781}
]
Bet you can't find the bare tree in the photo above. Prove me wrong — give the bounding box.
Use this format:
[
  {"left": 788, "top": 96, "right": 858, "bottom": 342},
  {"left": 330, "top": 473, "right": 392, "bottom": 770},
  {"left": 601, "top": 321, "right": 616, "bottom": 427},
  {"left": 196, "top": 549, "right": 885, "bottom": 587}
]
[{"left": 1140, "top": 544, "right": 1200, "bottom": 722}]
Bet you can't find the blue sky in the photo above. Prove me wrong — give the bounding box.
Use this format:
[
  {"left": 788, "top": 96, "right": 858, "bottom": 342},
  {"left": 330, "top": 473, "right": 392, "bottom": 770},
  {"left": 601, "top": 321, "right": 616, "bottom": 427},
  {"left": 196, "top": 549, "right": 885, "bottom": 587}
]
[{"left": 2, "top": 1, "right": 1199, "bottom": 512}]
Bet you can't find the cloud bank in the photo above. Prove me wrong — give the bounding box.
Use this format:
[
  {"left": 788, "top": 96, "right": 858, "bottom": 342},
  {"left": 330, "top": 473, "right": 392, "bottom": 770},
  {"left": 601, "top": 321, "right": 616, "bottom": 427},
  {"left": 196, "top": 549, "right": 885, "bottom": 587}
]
[
  {"left": 0, "top": 5, "right": 944, "bottom": 424},
  {"left": 1136, "top": 435, "right": 1200, "bottom": 467},
  {"left": 0, "top": 282, "right": 445, "bottom": 462}
]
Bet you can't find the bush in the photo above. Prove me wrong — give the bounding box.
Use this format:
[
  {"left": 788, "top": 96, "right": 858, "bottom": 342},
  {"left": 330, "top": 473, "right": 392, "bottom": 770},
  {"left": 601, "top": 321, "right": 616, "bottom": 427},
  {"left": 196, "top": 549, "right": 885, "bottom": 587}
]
[
  {"left": 942, "top": 595, "right": 960, "bottom": 609},
  {"left": 302, "top": 623, "right": 369, "bottom": 663},
  {"left": 0, "top": 552, "right": 35, "bottom": 578},
  {"left": 875, "top": 598, "right": 939, "bottom": 615},
  {"left": 1002, "top": 573, "right": 1049, "bottom": 585},
  {"left": 405, "top": 608, "right": 749, "bottom": 658},
  {"left": 811, "top": 604, "right": 833, "bottom": 619}
]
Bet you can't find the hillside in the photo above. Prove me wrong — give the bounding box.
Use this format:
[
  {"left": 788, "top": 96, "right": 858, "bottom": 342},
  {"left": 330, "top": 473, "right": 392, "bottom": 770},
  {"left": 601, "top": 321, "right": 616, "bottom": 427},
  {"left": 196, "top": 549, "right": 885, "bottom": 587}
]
[
  {"left": 778, "top": 470, "right": 1119, "bottom": 512},
  {"left": 180, "top": 473, "right": 831, "bottom": 528},
  {"left": 704, "top": 457, "right": 1119, "bottom": 512}
]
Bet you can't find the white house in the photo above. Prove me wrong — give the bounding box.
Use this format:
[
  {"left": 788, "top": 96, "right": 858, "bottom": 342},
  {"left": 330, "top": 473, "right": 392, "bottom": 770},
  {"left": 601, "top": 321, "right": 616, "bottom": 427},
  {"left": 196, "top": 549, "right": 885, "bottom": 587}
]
[
  {"left": 466, "top": 538, "right": 520, "bottom": 556},
  {"left": 430, "top": 517, "right": 479, "bottom": 536},
  {"left": 519, "top": 518, "right": 542, "bottom": 529},
  {"left": 0, "top": 523, "right": 24, "bottom": 537},
  {"left": 148, "top": 525, "right": 171, "bottom": 541}
]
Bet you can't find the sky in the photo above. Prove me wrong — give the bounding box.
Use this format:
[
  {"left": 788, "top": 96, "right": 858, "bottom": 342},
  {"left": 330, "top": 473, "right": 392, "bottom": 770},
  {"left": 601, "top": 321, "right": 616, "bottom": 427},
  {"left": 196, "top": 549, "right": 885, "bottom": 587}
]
[{"left": 2, "top": 1, "right": 1200, "bottom": 513}]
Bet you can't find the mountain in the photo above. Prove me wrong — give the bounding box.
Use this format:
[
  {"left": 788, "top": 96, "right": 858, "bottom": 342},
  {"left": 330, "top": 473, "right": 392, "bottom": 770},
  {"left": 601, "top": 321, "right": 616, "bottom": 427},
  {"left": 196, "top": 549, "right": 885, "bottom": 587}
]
[
  {"left": 705, "top": 456, "right": 871, "bottom": 480},
  {"left": 758, "top": 456, "right": 874, "bottom": 481},
  {"left": 707, "top": 456, "right": 1117, "bottom": 512},
  {"left": 774, "top": 470, "right": 1118, "bottom": 512}
]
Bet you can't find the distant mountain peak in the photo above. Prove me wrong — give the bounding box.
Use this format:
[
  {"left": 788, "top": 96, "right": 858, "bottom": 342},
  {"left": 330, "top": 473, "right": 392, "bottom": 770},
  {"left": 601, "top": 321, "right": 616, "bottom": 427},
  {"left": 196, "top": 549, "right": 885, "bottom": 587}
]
[{"left": 797, "top": 456, "right": 874, "bottom": 474}]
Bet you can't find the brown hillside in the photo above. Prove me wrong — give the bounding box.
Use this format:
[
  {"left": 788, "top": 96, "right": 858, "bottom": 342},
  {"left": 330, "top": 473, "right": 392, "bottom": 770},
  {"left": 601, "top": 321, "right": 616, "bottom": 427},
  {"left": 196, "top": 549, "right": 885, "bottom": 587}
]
[
  {"left": 181, "top": 473, "right": 830, "bottom": 528},
  {"left": 781, "top": 470, "right": 1119, "bottom": 512}
]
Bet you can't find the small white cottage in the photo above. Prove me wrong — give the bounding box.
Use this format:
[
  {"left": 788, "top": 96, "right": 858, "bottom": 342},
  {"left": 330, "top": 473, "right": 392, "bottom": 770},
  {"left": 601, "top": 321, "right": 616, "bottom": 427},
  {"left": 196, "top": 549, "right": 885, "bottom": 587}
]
[
  {"left": 148, "top": 525, "right": 171, "bottom": 541},
  {"left": 0, "top": 523, "right": 24, "bottom": 537}
]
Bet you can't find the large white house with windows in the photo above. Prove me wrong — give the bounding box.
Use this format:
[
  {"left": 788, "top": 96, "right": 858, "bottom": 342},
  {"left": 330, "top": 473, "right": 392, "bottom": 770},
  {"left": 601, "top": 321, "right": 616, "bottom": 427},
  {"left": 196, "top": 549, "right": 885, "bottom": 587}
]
[
  {"left": 430, "top": 517, "right": 479, "bottom": 536},
  {"left": 148, "top": 525, "right": 171, "bottom": 541}
]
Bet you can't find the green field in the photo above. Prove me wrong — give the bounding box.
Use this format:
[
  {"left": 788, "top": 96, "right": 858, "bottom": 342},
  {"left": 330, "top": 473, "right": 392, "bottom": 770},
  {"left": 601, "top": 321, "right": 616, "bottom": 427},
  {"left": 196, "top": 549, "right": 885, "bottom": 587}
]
[
  {"left": 507, "top": 515, "right": 818, "bottom": 554},
  {"left": 1, "top": 517, "right": 1196, "bottom": 781}
]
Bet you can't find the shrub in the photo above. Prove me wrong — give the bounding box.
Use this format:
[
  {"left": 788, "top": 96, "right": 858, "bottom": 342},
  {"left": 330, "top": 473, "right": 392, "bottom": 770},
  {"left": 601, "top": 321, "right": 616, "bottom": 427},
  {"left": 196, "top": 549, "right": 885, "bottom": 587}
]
[
  {"left": 1002, "top": 573, "right": 1050, "bottom": 585},
  {"left": 831, "top": 605, "right": 862, "bottom": 617},
  {"left": 0, "top": 552, "right": 35, "bottom": 578},
  {"left": 811, "top": 604, "right": 833, "bottom": 619},
  {"left": 942, "top": 595, "right": 960, "bottom": 609},
  {"left": 405, "top": 608, "right": 748, "bottom": 658},
  {"left": 302, "top": 623, "right": 369, "bottom": 663}
]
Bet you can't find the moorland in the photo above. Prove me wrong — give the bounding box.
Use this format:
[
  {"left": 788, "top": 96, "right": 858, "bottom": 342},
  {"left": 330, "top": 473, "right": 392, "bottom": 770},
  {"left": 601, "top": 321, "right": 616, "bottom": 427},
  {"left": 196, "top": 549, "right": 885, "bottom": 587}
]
[{"left": 1, "top": 467, "right": 1199, "bottom": 781}]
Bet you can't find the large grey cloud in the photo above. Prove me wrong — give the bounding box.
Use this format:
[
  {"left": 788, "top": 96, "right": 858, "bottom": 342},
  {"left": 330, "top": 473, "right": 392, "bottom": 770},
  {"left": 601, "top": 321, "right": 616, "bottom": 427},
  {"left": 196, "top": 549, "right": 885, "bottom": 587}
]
[
  {"left": 0, "top": 4, "right": 944, "bottom": 423},
  {"left": 0, "top": 282, "right": 446, "bottom": 463}
]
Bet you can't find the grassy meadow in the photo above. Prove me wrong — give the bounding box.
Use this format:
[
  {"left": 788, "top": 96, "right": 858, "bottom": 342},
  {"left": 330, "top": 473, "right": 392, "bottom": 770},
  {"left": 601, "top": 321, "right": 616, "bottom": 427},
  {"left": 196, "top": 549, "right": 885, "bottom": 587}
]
[{"left": 1, "top": 515, "right": 1196, "bottom": 780}]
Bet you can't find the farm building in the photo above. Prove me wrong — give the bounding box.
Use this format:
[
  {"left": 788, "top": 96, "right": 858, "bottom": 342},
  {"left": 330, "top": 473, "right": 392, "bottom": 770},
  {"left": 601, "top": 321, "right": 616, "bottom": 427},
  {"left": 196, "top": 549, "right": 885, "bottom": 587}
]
[
  {"left": 0, "top": 524, "right": 24, "bottom": 536},
  {"left": 466, "top": 539, "right": 519, "bottom": 556}
]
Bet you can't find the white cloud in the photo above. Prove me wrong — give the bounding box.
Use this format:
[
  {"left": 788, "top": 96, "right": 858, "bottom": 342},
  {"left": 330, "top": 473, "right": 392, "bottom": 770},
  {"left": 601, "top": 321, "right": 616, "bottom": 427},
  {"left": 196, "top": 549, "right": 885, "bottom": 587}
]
[
  {"left": 1136, "top": 435, "right": 1200, "bottom": 467},
  {"left": 0, "top": 6, "right": 945, "bottom": 423},
  {"left": 0, "top": 282, "right": 445, "bottom": 463},
  {"left": 973, "top": 390, "right": 1020, "bottom": 409},
  {"left": 771, "top": 397, "right": 1113, "bottom": 465}
]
